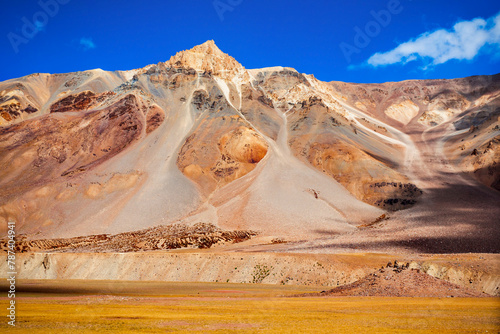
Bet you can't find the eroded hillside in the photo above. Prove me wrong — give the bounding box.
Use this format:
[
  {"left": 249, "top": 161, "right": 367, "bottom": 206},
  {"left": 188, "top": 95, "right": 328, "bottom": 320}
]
[{"left": 0, "top": 41, "right": 498, "bottom": 253}]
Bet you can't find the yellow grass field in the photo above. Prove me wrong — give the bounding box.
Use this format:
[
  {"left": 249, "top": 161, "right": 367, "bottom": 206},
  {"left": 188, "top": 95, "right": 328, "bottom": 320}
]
[{"left": 0, "top": 280, "right": 498, "bottom": 333}]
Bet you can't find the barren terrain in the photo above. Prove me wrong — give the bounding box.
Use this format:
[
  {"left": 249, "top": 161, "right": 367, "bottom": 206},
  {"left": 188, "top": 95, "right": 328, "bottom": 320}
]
[
  {"left": 0, "top": 41, "right": 499, "bottom": 331},
  {"left": 1, "top": 41, "right": 497, "bottom": 250}
]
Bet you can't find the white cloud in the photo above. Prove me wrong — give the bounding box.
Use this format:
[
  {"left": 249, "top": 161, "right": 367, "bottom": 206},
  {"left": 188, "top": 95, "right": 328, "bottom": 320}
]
[
  {"left": 79, "top": 37, "right": 96, "bottom": 51},
  {"left": 368, "top": 12, "right": 500, "bottom": 67},
  {"left": 35, "top": 20, "right": 45, "bottom": 32}
]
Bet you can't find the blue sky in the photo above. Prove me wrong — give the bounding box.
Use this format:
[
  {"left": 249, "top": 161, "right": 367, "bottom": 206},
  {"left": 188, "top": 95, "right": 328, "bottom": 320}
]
[{"left": 1, "top": 0, "right": 499, "bottom": 83}]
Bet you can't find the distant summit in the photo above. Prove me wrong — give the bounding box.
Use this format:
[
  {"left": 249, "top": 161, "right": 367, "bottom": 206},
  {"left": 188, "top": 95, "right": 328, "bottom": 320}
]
[{"left": 164, "top": 40, "right": 247, "bottom": 81}]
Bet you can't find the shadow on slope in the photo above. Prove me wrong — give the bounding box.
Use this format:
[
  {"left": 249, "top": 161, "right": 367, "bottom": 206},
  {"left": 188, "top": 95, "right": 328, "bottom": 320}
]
[{"left": 300, "top": 176, "right": 500, "bottom": 254}]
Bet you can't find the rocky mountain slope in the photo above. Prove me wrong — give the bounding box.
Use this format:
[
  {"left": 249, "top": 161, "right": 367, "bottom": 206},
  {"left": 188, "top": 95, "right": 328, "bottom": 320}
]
[{"left": 0, "top": 41, "right": 498, "bottom": 252}]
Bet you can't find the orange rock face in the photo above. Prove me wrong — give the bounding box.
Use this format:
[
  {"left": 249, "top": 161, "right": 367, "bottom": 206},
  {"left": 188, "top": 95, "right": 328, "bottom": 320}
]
[{"left": 178, "top": 124, "right": 268, "bottom": 196}]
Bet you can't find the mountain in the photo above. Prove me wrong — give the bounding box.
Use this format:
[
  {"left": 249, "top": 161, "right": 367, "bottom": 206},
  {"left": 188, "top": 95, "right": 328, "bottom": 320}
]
[{"left": 0, "top": 41, "right": 499, "bottom": 252}]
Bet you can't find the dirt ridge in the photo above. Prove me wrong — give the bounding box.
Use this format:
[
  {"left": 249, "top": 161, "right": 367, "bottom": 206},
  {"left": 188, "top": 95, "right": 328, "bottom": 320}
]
[
  {"left": 311, "top": 260, "right": 487, "bottom": 298},
  {"left": 0, "top": 223, "right": 257, "bottom": 253}
]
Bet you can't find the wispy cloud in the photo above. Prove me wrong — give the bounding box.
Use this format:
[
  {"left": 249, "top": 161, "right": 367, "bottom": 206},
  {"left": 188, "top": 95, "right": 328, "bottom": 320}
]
[
  {"left": 35, "top": 20, "right": 46, "bottom": 32},
  {"left": 79, "top": 37, "right": 96, "bottom": 51},
  {"left": 367, "top": 12, "right": 500, "bottom": 68}
]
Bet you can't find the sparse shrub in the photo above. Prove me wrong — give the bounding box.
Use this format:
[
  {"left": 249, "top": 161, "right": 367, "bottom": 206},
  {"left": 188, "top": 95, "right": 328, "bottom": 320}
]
[{"left": 251, "top": 264, "right": 273, "bottom": 283}]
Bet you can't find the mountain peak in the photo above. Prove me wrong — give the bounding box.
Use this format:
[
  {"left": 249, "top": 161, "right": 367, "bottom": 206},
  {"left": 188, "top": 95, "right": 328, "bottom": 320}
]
[
  {"left": 190, "top": 40, "right": 223, "bottom": 55},
  {"left": 164, "top": 40, "right": 246, "bottom": 80}
]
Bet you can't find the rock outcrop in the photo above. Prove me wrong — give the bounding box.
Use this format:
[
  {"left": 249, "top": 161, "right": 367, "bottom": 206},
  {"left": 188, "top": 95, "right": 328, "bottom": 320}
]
[{"left": 0, "top": 223, "right": 257, "bottom": 253}]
